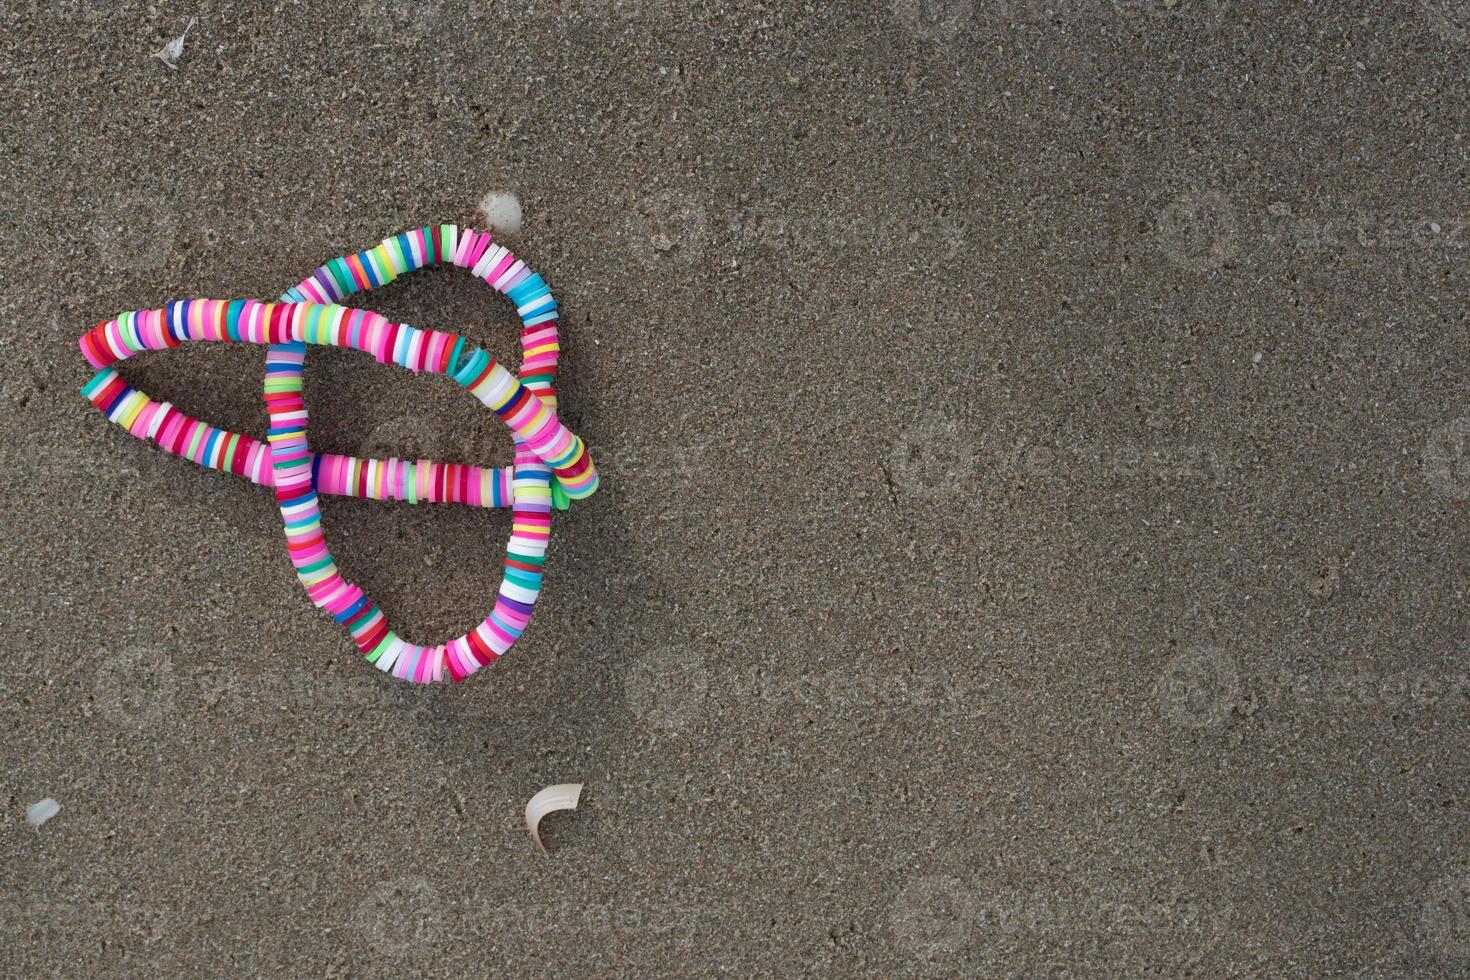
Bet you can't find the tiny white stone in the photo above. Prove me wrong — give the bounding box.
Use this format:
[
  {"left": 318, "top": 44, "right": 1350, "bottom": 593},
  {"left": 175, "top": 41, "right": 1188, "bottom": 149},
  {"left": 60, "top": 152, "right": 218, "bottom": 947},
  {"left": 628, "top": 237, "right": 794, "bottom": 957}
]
[
  {"left": 479, "top": 191, "right": 523, "bottom": 235},
  {"left": 25, "top": 798, "right": 60, "bottom": 827},
  {"left": 1431, "top": 222, "right": 1442, "bottom": 234},
  {"left": 1252, "top": 351, "right": 1263, "bottom": 364}
]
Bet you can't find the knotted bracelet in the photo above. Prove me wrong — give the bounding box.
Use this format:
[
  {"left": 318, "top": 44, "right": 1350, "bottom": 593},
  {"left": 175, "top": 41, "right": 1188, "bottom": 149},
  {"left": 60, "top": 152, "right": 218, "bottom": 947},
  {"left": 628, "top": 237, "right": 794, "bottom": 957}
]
[{"left": 79, "top": 225, "right": 599, "bottom": 684}]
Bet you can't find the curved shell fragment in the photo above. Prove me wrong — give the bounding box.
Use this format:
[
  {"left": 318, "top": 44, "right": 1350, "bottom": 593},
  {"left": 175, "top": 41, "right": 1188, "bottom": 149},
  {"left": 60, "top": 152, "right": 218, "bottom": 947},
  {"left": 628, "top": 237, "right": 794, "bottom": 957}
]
[{"left": 525, "top": 783, "right": 583, "bottom": 853}]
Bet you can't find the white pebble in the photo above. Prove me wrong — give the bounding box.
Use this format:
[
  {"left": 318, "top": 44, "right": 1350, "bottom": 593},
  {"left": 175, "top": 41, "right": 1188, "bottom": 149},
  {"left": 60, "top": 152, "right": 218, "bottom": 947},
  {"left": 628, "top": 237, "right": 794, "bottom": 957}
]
[
  {"left": 25, "top": 798, "right": 60, "bottom": 827},
  {"left": 479, "top": 191, "right": 523, "bottom": 235}
]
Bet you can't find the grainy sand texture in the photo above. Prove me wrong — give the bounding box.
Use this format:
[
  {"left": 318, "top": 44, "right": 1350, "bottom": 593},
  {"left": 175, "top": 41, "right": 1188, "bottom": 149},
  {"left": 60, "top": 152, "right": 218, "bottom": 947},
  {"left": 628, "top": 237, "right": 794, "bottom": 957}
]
[{"left": 4, "top": 1, "right": 1470, "bottom": 975}]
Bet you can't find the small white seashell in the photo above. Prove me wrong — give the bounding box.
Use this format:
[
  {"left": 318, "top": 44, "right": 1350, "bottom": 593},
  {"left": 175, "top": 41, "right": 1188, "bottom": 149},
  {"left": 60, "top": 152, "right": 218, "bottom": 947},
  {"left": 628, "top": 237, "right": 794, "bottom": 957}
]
[
  {"left": 25, "top": 798, "right": 60, "bottom": 827},
  {"left": 525, "top": 783, "right": 582, "bottom": 853},
  {"left": 152, "top": 17, "right": 196, "bottom": 70}
]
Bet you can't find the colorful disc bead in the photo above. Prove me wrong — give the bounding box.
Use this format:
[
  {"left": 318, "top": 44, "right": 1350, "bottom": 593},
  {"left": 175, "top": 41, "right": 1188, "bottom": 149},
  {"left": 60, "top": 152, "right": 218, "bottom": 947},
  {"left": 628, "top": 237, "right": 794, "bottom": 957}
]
[{"left": 79, "top": 225, "right": 599, "bottom": 683}]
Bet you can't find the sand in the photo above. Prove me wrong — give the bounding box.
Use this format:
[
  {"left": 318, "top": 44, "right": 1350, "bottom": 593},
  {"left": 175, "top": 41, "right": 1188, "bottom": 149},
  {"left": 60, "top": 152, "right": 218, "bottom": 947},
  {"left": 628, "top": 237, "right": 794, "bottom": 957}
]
[{"left": 3, "top": 1, "right": 1470, "bottom": 975}]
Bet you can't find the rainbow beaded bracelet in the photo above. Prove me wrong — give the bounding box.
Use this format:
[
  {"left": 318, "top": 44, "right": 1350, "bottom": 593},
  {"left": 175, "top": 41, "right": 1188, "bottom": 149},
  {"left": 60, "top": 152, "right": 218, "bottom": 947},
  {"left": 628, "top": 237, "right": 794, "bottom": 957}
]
[{"left": 80, "top": 225, "right": 599, "bottom": 684}]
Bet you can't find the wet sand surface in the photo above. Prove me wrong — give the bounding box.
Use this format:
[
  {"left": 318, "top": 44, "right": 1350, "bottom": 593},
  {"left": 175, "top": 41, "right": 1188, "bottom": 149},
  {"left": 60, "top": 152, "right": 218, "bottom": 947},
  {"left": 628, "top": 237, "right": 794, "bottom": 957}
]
[{"left": 4, "top": 1, "right": 1470, "bottom": 975}]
